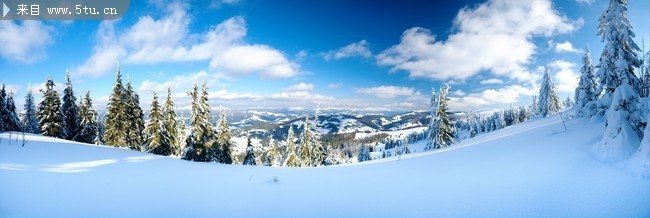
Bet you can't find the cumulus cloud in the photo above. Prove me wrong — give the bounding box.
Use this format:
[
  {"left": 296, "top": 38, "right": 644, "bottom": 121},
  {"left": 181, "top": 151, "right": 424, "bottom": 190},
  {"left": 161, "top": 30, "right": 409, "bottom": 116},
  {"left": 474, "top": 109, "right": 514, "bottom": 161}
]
[
  {"left": 283, "top": 83, "right": 314, "bottom": 92},
  {"left": 550, "top": 40, "right": 581, "bottom": 53},
  {"left": 448, "top": 85, "right": 536, "bottom": 111},
  {"left": 356, "top": 86, "right": 415, "bottom": 98},
  {"left": 322, "top": 40, "right": 372, "bottom": 60},
  {"left": 479, "top": 78, "right": 504, "bottom": 85},
  {"left": 377, "top": 0, "right": 580, "bottom": 82},
  {"left": 0, "top": 21, "right": 55, "bottom": 63},
  {"left": 72, "top": 4, "right": 298, "bottom": 79},
  {"left": 549, "top": 60, "right": 579, "bottom": 93},
  {"left": 138, "top": 70, "right": 228, "bottom": 93}
]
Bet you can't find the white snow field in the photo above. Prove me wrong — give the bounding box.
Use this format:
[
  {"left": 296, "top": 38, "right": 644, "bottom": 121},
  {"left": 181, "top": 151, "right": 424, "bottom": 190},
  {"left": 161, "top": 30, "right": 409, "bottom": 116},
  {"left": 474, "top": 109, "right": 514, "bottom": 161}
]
[{"left": 1, "top": 114, "right": 648, "bottom": 217}]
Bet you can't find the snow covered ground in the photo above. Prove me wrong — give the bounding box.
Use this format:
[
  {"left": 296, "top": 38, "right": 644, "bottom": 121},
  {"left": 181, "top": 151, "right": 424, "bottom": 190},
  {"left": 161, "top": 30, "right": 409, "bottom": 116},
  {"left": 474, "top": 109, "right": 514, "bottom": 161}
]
[{"left": 1, "top": 114, "right": 648, "bottom": 217}]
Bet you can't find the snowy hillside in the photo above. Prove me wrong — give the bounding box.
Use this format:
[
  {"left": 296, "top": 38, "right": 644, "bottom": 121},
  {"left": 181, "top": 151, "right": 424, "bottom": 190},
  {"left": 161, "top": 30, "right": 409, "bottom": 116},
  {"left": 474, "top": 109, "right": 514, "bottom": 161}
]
[{"left": 1, "top": 114, "right": 648, "bottom": 217}]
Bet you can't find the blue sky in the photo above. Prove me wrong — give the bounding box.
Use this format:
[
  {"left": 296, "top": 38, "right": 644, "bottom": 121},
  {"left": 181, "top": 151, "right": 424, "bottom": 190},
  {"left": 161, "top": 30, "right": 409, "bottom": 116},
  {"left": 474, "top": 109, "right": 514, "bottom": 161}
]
[{"left": 1, "top": 0, "right": 649, "bottom": 112}]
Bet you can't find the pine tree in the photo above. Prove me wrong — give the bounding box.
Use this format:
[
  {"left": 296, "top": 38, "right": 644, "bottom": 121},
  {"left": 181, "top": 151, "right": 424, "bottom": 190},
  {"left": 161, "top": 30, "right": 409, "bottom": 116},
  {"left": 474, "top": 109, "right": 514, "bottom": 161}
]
[
  {"left": 5, "top": 92, "right": 21, "bottom": 132},
  {"left": 212, "top": 108, "right": 234, "bottom": 164},
  {"left": 283, "top": 126, "right": 300, "bottom": 167},
  {"left": 123, "top": 78, "right": 145, "bottom": 150},
  {"left": 592, "top": 84, "right": 645, "bottom": 162},
  {"left": 74, "top": 91, "right": 99, "bottom": 144},
  {"left": 425, "top": 88, "right": 438, "bottom": 151},
  {"left": 37, "top": 77, "right": 64, "bottom": 138},
  {"left": 531, "top": 95, "right": 539, "bottom": 116},
  {"left": 298, "top": 117, "right": 313, "bottom": 167},
  {"left": 242, "top": 137, "right": 256, "bottom": 165},
  {"left": 538, "top": 65, "right": 561, "bottom": 117},
  {"left": 103, "top": 64, "right": 127, "bottom": 147},
  {"left": 0, "top": 85, "right": 20, "bottom": 132},
  {"left": 0, "top": 84, "right": 6, "bottom": 132},
  {"left": 162, "top": 87, "right": 179, "bottom": 156},
  {"left": 357, "top": 144, "right": 371, "bottom": 162},
  {"left": 21, "top": 86, "right": 39, "bottom": 134},
  {"left": 575, "top": 45, "right": 600, "bottom": 118},
  {"left": 267, "top": 139, "right": 283, "bottom": 167},
  {"left": 428, "top": 84, "right": 455, "bottom": 149},
  {"left": 596, "top": 0, "right": 642, "bottom": 107},
  {"left": 61, "top": 70, "right": 80, "bottom": 140},
  {"left": 145, "top": 92, "right": 170, "bottom": 155},
  {"left": 183, "top": 83, "right": 214, "bottom": 162}
]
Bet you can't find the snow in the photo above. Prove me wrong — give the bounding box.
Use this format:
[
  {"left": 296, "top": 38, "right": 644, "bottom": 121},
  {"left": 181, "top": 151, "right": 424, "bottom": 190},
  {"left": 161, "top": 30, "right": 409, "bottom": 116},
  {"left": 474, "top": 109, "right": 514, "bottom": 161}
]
[
  {"left": 355, "top": 126, "right": 427, "bottom": 140},
  {"left": 1, "top": 114, "right": 649, "bottom": 217}
]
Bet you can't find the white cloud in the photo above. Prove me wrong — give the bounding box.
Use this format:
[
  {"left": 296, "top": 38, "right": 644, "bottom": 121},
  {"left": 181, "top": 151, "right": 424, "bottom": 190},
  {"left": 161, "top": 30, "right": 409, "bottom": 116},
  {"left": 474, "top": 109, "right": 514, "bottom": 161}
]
[
  {"left": 550, "top": 40, "right": 581, "bottom": 53},
  {"left": 0, "top": 21, "right": 55, "bottom": 63},
  {"left": 327, "top": 83, "right": 342, "bottom": 89},
  {"left": 452, "top": 90, "right": 467, "bottom": 96},
  {"left": 356, "top": 86, "right": 415, "bottom": 98},
  {"left": 549, "top": 60, "right": 579, "bottom": 93},
  {"left": 479, "top": 78, "right": 504, "bottom": 85},
  {"left": 138, "top": 70, "right": 227, "bottom": 93},
  {"left": 322, "top": 40, "right": 372, "bottom": 61},
  {"left": 377, "top": 0, "right": 580, "bottom": 82},
  {"left": 73, "top": 4, "right": 298, "bottom": 79},
  {"left": 576, "top": 0, "right": 594, "bottom": 4},
  {"left": 283, "top": 83, "right": 314, "bottom": 92},
  {"left": 448, "top": 85, "right": 536, "bottom": 111}
]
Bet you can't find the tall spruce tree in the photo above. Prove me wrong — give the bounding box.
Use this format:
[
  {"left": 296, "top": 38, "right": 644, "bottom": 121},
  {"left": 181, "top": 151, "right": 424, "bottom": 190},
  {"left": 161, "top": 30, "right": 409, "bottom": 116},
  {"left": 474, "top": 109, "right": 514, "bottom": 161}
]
[
  {"left": 5, "top": 92, "right": 21, "bottom": 132},
  {"left": 425, "top": 88, "right": 438, "bottom": 151},
  {"left": 298, "top": 117, "right": 313, "bottom": 167},
  {"left": 212, "top": 108, "right": 233, "bottom": 164},
  {"left": 162, "top": 87, "right": 179, "bottom": 156},
  {"left": 124, "top": 78, "right": 145, "bottom": 150},
  {"left": 146, "top": 92, "right": 171, "bottom": 155},
  {"left": 283, "top": 126, "right": 300, "bottom": 167},
  {"left": 75, "top": 91, "right": 99, "bottom": 144},
  {"left": 0, "top": 85, "right": 20, "bottom": 132},
  {"left": 37, "top": 77, "right": 64, "bottom": 138},
  {"left": 575, "top": 45, "right": 599, "bottom": 117},
  {"left": 242, "top": 137, "right": 256, "bottom": 165},
  {"left": 427, "top": 84, "right": 454, "bottom": 149},
  {"left": 538, "top": 65, "right": 561, "bottom": 117},
  {"left": 61, "top": 70, "right": 80, "bottom": 140},
  {"left": 103, "top": 64, "right": 127, "bottom": 147},
  {"left": 21, "top": 86, "right": 39, "bottom": 134},
  {"left": 182, "top": 83, "right": 213, "bottom": 162},
  {"left": 0, "top": 84, "right": 6, "bottom": 132},
  {"left": 596, "top": 0, "right": 642, "bottom": 107}
]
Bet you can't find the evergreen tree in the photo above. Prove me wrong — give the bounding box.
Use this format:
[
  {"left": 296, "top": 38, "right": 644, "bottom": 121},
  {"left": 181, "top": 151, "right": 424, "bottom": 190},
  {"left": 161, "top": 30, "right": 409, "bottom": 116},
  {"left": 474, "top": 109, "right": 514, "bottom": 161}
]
[
  {"left": 531, "top": 95, "right": 539, "bottom": 116},
  {"left": 538, "top": 65, "right": 561, "bottom": 117},
  {"left": 182, "top": 83, "right": 214, "bottom": 162},
  {"left": 37, "top": 77, "right": 64, "bottom": 138},
  {"left": 357, "top": 144, "right": 371, "bottom": 162},
  {"left": 162, "top": 87, "right": 179, "bottom": 156},
  {"left": 145, "top": 92, "right": 171, "bottom": 155},
  {"left": 212, "top": 108, "right": 233, "bottom": 164},
  {"left": 298, "top": 117, "right": 313, "bottom": 167},
  {"left": 592, "top": 84, "right": 645, "bottom": 162},
  {"left": 242, "top": 137, "right": 256, "bottom": 165},
  {"left": 0, "top": 84, "right": 6, "bottom": 132},
  {"left": 103, "top": 64, "right": 127, "bottom": 147},
  {"left": 427, "top": 84, "right": 455, "bottom": 149},
  {"left": 640, "top": 50, "right": 650, "bottom": 98},
  {"left": 267, "top": 139, "right": 283, "bottom": 167},
  {"left": 595, "top": 0, "right": 643, "bottom": 113},
  {"left": 5, "top": 92, "right": 21, "bottom": 132},
  {"left": 123, "top": 78, "right": 145, "bottom": 150},
  {"left": 283, "top": 126, "right": 300, "bottom": 167},
  {"left": 575, "top": 45, "right": 600, "bottom": 117},
  {"left": 61, "top": 71, "right": 80, "bottom": 140},
  {"left": 425, "top": 88, "right": 438, "bottom": 151},
  {"left": 74, "top": 91, "right": 99, "bottom": 144},
  {"left": 21, "top": 86, "right": 39, "bottom": 134}
]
